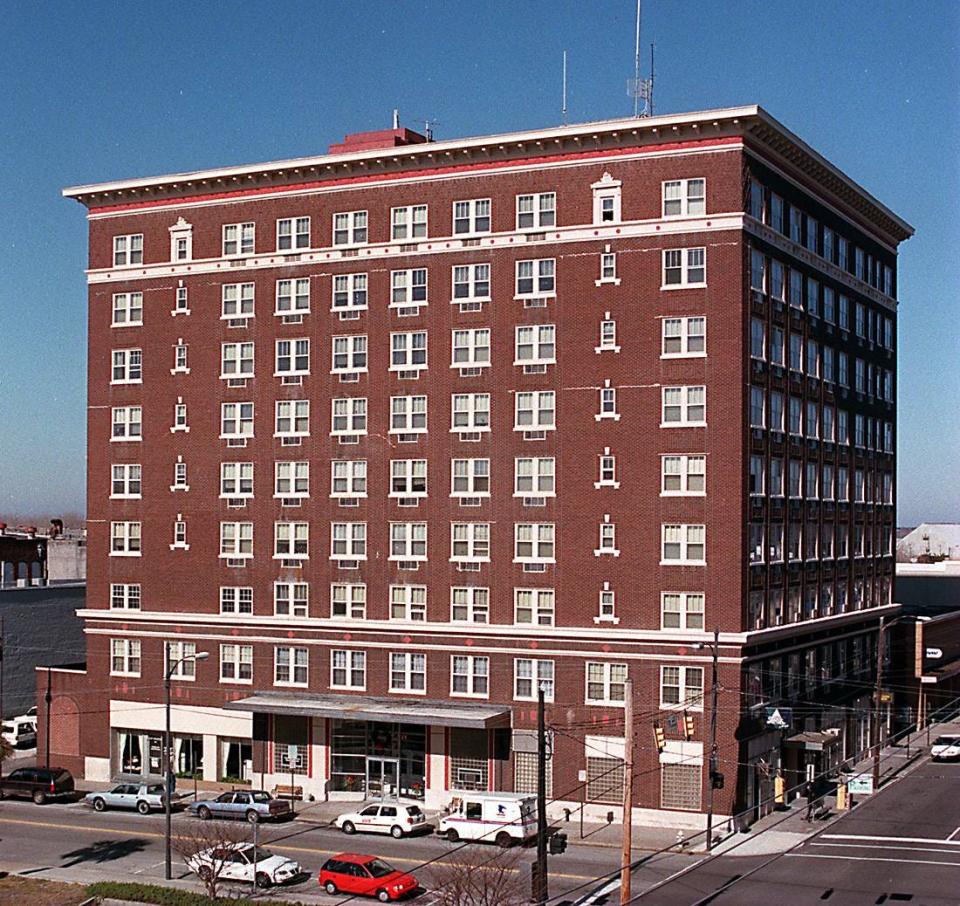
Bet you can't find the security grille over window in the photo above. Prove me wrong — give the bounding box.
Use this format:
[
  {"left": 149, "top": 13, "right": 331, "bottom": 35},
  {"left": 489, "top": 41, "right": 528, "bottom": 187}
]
[
  {"left": 449, "top": 757, "right": 488, "bottom": 791},
  {"left": 273, "top": 744, "right": 308, "bottom": 775},
  {"left": 586, "top": 757, "right": 624, "bottom": 804}
]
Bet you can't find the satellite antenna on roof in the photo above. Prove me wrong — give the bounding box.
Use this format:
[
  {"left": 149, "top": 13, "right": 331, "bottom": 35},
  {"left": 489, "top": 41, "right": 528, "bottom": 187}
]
[{"left": 627, "top": 0, "right": 654, "bottom": 117}]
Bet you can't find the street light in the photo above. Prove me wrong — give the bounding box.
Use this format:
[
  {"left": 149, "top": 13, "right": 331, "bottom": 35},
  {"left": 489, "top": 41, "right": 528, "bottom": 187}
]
[
  {"left": 695, "top": 630, "right": 720, "bottom": 852},
  {"left": 165, "top": 650, "right": 209, "bottom": 881}
]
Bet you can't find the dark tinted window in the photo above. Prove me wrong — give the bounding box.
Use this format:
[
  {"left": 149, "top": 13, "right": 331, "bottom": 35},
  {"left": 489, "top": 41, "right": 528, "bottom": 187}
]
[
  {"left": 216, "top": 792, "right": 233, "bottom": 802},
  {"left": 322, "top": 859, "right": 343, "bottom": 873},
  {"left": 367, "top": 859, "right": 394, "bottom": 879},
  {"left": 381, "top": 806, "right": 397, "bottom": 817}
]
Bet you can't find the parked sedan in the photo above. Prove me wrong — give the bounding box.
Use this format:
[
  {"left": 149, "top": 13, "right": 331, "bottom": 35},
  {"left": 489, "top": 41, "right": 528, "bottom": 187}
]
[
  {"left": 186, "top": 842, "right": 302, "bottom": 888},
  {"left": 85, "top": 782, "right": 166, "bottom": 815},
  {"left": 336, "top": 802, "right": 431, "bottom": 838},
  {"left": 189, "top": 789, "right": 293, "bottom": 823},
  {"left": 931, "top": 734, "right": 960, "bottom": 761},
  {"left": 319, "top": 853, "right": 418, "bottom": 901}
]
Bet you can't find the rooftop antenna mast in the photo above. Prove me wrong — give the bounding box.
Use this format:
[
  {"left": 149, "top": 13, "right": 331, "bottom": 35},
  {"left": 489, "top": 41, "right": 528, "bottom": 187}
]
[
  {"left": 562, "top": 50, "right": 568, "bottom": 124},
  {"left": 392, "top": 108, "right": 400, "bottom": 129},
  {"left": 627, "top": 0, "right": 654, "bottom": 117}
]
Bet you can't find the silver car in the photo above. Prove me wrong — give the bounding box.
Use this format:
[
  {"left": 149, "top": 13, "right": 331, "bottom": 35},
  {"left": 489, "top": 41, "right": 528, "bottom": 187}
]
[
  {"left": 85, "top": 782, "right": 166, "bottom": 815},
  {"left": 189, "top": 790, "right": 293, "bottom": 823}
]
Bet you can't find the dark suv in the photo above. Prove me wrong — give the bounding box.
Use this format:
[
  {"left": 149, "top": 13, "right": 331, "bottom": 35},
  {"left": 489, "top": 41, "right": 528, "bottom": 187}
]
[{"left": 0, "top": 767, "right": 75, "bottom": 804}]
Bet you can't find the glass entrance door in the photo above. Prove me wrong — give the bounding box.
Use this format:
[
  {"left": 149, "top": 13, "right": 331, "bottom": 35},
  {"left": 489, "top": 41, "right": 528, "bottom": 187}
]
[{"left": 367, "top": 757, "right": 399, "bottom": 798}]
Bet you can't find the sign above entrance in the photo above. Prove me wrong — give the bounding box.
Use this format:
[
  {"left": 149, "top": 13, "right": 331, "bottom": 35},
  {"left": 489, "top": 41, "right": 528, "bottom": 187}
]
[
  {"left": 847, "top": 774, "right": 875, "bottom": 795},
  {"left": 765, "top": 707, "right": 792, "bottom": 730}
]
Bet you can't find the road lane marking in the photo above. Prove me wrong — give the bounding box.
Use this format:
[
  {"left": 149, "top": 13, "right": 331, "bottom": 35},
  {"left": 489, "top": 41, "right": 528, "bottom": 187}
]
[
  {"left": 949, "top": 826, "right": 960, "bottom": 841},
  {"left": 821, "top": 833, "right": 960, "bottom": 846},
  {"left": 787, "top": 853, "right": 960, "bottom": 867},
  {"left": 809, "top": 842, "right": 960, "bottom": 856}
]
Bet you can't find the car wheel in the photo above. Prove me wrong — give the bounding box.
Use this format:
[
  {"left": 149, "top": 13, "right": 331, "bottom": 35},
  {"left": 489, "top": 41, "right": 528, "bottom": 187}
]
[
  {"left": 341, "top": 820, "right": 356, "bottom": 835},
  {"left": 377, "top": 890, "right": 391, "bottom": 903},
  {"left": 32, "top": 790, "right": 47, "bottom": 805},
  {"left": 390, "top": 824, "right": 404, "bottom": 839},
  {"left": 137, "top": 800, "right": 151, "bottom": 815},
  {"left": 324, "top": 880, "right": 338, "bottom": 895},
  {"left": 495, "top": 831, "right": 513, "bottom": 848},
  {"left": 92, "top": 797, "right": 106, "bottom": 812},
  {"left": 246, "top": 809, "right": 260, "bottom": 824},
  {"left": 446, "top": 828, "right": 459, "bottom": 843},
  {"left": 255, "top": 872, "right": 271, "bottom": 889},
  {"left": 197, "top": 805, "right": 212, "bottom": 820},
  {"left": 197, "top": 865, "right": 212, "bottom": 882}
]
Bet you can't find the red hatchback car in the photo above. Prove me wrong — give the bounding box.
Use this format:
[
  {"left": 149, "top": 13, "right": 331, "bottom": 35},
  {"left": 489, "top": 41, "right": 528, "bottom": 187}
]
[{"left": 319, "top": 853, "right": 418, "bottom": 901}]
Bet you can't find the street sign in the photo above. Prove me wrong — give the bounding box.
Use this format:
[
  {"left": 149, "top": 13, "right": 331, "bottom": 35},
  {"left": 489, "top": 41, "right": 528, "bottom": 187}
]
[
  {"left": 847, "top": 774, "right": 875, "bottom": 795},
  {"left": 286, "top": 744, "right": 300, "bottom": 768},
  {"left": 879, "top": 691, "right": 893, "bottom": 703},
  {"left": 926, "top": 647, "right": 943, "bottom": 659},
  {"left": 765, "top": 707, "right": 793, "bottom": 730}
]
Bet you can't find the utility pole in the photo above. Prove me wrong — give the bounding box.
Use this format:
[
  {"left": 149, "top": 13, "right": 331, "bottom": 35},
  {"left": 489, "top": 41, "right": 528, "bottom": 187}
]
[
  {"left": 0, "top": 614, "right": 5, "bottom": 723},
  {"left": 705, "top": 629, "right": 720, "bottom": 852},
  {"left": 164, "top": 653, "right": 173, "bottom": 880},
  {"left": 45, "top": 666, "right": 52, "bottom": 769},
  {"left": 873, "top": 616, "right": 886, "bottom": 791},
  {"left": 533, "top": 684, "right": 549, "bottom": 904},
  {"left": 620, "top": 677, "right": 634, "bottom": 904}
]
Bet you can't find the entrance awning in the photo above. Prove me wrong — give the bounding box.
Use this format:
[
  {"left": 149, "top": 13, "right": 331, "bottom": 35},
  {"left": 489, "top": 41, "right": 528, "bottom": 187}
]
[
  {"left": 224, "top": 691, "right": 511, "bottom": 729},
  {"left": 784, "top": 730, "right": 842, "bottom": 752}
]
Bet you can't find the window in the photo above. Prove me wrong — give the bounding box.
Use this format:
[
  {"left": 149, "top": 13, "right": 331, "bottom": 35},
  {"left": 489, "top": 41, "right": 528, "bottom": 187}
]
[
  {"left": 113, "top": 233, "right": 143, "bottom": 266},
  {"left": 219, "top": 462, "right": 253, "bottom": 498},
  {"left": 598, "top": 251, "right": 618, "bottom": 284},
  {"left": 788, "top": 397, "right": 802, "bottom": 436},
  {"left": 450, "top": 522, "right": 490, "bottom": 562},
  {"left": 171, "top": 342, "right": 188, "bottom": 374},
  {"left": 663, "top": 178, "right": 705, "bottom": 217},
  {"left": 110, "top": 584, "right": 141, "bottom": 610},
  {"left": 111, "top": 639, "right": 141, "bottom": 676},
  {"left": 592, "top": 175, "right": 621, "bottom": 224},
  {"left": 451, "top": 393, "right": 490, "bottom": 433},
  {"left": 515, "top": 457, "right": 555, "bottom": 497},
  {"left": 661, "top": 386, "right": 705, "bottom": 426},
  {"left": 514, "top": 523, "right": 555, "bottom": 564},
  {"left": 515, "top": 325, "right": 556, "bottom": 366},
  {"left": 789, "top": 333, "right": 803, "bottom": 372},
  {"left": 598, "top": 585, "right": 617, "bottom": 622},
  {"left": 767, "top": 391, "right": 783, "bottom": 433},
  {"left": 452, "top": 329, "right": 491, "bottom": 368},
  {"left": 586, "top": 662, "right": 627, "bottom": 705},
  {"left": 220, "top": 644, "right": 253, "bottom": 682},
  {"left": 110, "top": 521, "right": 141, "bottom": 557},
  {"left": 515, "top": 391, "right": 555, "bottom": 431},
  {"left": 333, "top": 210, "right": 368, "bottom": 246},
  {"left": 219, "top": 522, "right": 253, "bottom": 559},
  {"left": 769, "top": 457, "right": 784, "bottom": 496},
  {"left": 391, "top": 205, "right": 427, "bottom": 240},
  {"left": 451, "top": 587, "right": 489, "bottom": 622},
  {"left": 331, "top": 397, "right": 367, "bottom": 437},
  {"left": 275, "top": 647, "right": 308, "bottom": 686},
  {"left": 331, "top": 334, "right": 368, "bottom": 374},
  {"left": 662, "top": 317, "right": 706, "bottom": 357},
  {"left": 275, "top": 400, "right": 310, "bottom": 438},
  {"left": 661, "top": 593, "right": 705, "bottom": 631},
  {"left": 276, "top": 277, "right": 310, "bottom": 315},
  {"left": 660, "top": 666, "right": 704, "bottom": 709},
  {"left": 661, "top": 454, "right": 705, "bottom": 495},
  {"left": 174, "top": 284, "right": 189, "bottom": 314},
  {"left": 390, "top": 652, "right": 426, "bottom": 693},
  {"left": 789, "top": 271, "right": 803, "bottom": 310},
  {"left": 749, "top": 455, "right": 764, "bottom": 495},
  {"left": 447, "top": 459, "right": 489, "bottom": 500},
  {"left": 514, "top": 588, "right": 555, "bottom": 625},
  {"left": 221, "top": 342, "right": 254, "bottom": 379},
  {"left": 453, "top": 198, "right": 491, "bottom": 235},
  {"left": 111, "top": 463, "right": 141, "bottom": 499},
  {"left": 806, "top": 401, "right": 819, "bottom": 439},
  {"left": 330, "top": 583, "right": 365, "bottom": 619},
  {"left": 515, "top": 259, "right": 555, "bottom": 297},
  {"left": 597, "top": 385, "right": 618, "bottom": 420},
  {"left": 274, "top": 521, "right": 308, "bottom": 560},
  {"left": 390, "top": 331, "right": 428, "bottom": 372},
  {"left": 331, "top": 522, "right": 366, "bottom": 560},
  {"left": 166, "top": 640, "right": 198, "bottom": 679},
  {"left": 221, "top": 587, "right": 253, "bottom": 615},
  {"left": 276, "top": 216, "right": 310, "bottom": 251},
  {"left": 750, "top": 387, "right": 765, "bottom": 428},
  {"left": 769, "top": 326, "right": 785, "bottom": 367},
  {"left": 332, "top": 460, "right": 367, "bottom": 498},
  {"left": 391, "top": 269, "right": 428, "bottom": 310},
  {"left": 597, "top": 314, "right": 619, "bottom": 351},
  {"left": 751, "top": 248, "right": 766, "bottom": 292},
  {"left": 390, "top": 459, "right": 426, "bottom": 497},
  {"left": 452, "top": 263, "right": 491, "bottom": 305},
  {"left": 332, "top": 273, "right": 368, "bottom": 313},
  {"left": 275, "top": 338, "right": 310, "bottom": 377},
  {"left": 391, "top": 395, "right": 427, "bottom": 435},
  {"left": 221, "top": 283, "right": 254, "bottom": 320},
  {"left": 517, "top": 192, "right": 555, "bottom": 229},
  {"left": 790, "top": 207, "right": 802, "bottom": 243},
  {"left": 770, "top": 260, "right": 785, "bottom": 301},
  {"left": 112, "top": 405, "right": 142, "bottom": 441},
  {"left": 391, "top": 585, "right": 427, "bottom": 621},
  {"left": 661, "top": 524, "right": 705, "bottom": 564},
  {"left": 839, "top": 294, "right": 850, "bottom": 330},
  {"left": 823, "top": 286, "right": 836, "bottom": 323},
  {"left": 662, "top": 247, "right": 705, "bottom": 287},
  {"left": 112, "top": 292, "right": 143, "bottom": 326},
  {"left": 749, "top": 179, "right": 765, "bottom": 220},
  {"left": 331, "top": 649, "right": 366, "bottom": 688},
  {"left": 220, "top": 402, "right": 254, "bottom": 440},
  {"left": 222, "top": 222, "right": 254, "bottom": 256},
  {"left": 111, "top": 348, "right": 142, "bottom": 384},
  {"left": 662, "top": 763, "right": 701, "bottom": 811},
  {"left": 597, "top": 451, "right": 618, "bottom": 488},
  {"left": 596, "top": 518, "right": 618, "bottom": 556},
  {"left": 451, "top": 655, "right": 489, "bottom": 696},
  {"left": 515, "top": 659, "right": 554, "bottom": 701}
]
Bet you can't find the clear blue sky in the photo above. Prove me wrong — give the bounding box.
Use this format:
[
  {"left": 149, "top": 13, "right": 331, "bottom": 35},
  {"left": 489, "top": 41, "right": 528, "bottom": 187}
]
[{"left": 1, "top": 0, "right": 957, "bottom": 525}]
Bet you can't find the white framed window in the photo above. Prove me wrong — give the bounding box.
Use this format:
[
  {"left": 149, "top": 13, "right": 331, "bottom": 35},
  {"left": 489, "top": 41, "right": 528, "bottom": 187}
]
[
  {"left": 592, "top": 174, "right": 621, "bottom": 224},
  {"left": 331, "top": 649, "right": 366, "bottom": 689},
  {"left": 452, "top": 328, "right": 491, "bottom": 369},
  {"left": 110, "top": 521, "right": 141, "bottom": 557},
  {"left": 390, "top": 459, "right": 427, "bottom": 498},
  {"left": 219, "top": 522, "right": 253, "bottom": 560},
  {"left": 391, "top": 269, "right": 428, "bottom": 310},
  {"left": 596, "top": 517, "right": 619, "bottom": 556},
  {"left": 220, "top": 402, "right": 254, "bottom": 440},
  {"left": 661, "top": 524, "right": 706, "bottom": 565},
  {"left": 597, "top": 383, "right": 619, "bottom": 421},
  {"left": 331, "top": 397, "right": 367, "bottom": 437},
  {"left": 586, "top": 662, "right": 627, "bottom": 705},
  {"left": 391, "top": 395, "right": 427, "bottom": 435},
  {"left": 390, "top": 652, "right": 427, "bottom": 694},
  {"left": 662, "top": 317, "right": 706, "bottom": 357},
  {"left": 219, "top": 462, "right": 253, "bottom": 498},
  {"left": 661, "top": 592, "right": 705, "bottom": 631},
  {"left": 171, "top": 516, "right": 188, "bottom": 550},
  {"left": 112, "top": 292, "right": 143, "bottom": 327},
  {"left": 110, "top": 583, "right": 141, "bottom": 610},
  {"left": 516, "top": 259, "right": 556, "bottom": 297},
  {"left": 452, "top": 263, "right": 491, "bottom": 305},
  {"left": 173, "top": 231, "right": 189, "bottom": 263},
  {"left": 596, "top": 451, "right": 618, "bottom": 488},
  {"left": 275, "top": 400, "right": 310, "bottom": 438},
  {"left": 451, "top": 393, "right": 490, "bottom": 434},
  {"left": 332, "top": 210, "right": 367, "bottom": 246},
  {"left": 275, "top": 646, "right": 308, "bottom": 686},
  {"left": 332, "top": 273, "right": 368, "bottom": 313},
  {"left": 451, "top": 586, "right": 489, "bottom": 622},
  {"left": 662, "top": 178, "right": 706, "bottom": 217},
  {"left": 515, "top": 391, "right": 555, "bottom": 432},
  {"left": 514, "top": 457, "right": 555, "bottom": 497},
  {"left": 174, "top": 284, "right": 189, "bottom": 315},
  {"left": 113, "top": 234, "right": 143, "bottom": 266},
  {"left": 330, "top": 522, "right": 367, "bottom": 560},
  {"left": 517, "top": 192, "right": 556, "bottom": 229},
  {"left": 514, "top": 523, "right": 555, "bottom": 564},
  {"left": 276, "top": 277, "right": 310, "bottom": 315},
  {"left": 332, "top": 460, "right": 367, "bottom": 498},
  {"left": 331, "top": 583, "right": 365, "bottom": 619},
  {"left": 221, "top": 342, "right": 254, "bottom": 379},
  {"left": 221, "top": 283, "right": 255, "bottom": 319},
  {"left": 451, "top": 655, "right": 489, "bottom": 697},
  {"left": 111, "top": 463, "right": 141, "bottom": 499},
  {"left": 515, "top": 659, "right": 555, "bottom": 701},
  {"left": 220, "top": 644, "right": 253, "bottom": 683},
  {"left": 331, "top": 335, "right": 368, "bottom": 375},
  {"left": 172, "top": 341, "right": 189, "bottom": 374},
  {"left": 515, "top": 324, "right": 556, "bottom": 366},
  {"left": 112, "top": 405, "right": 142, "bottom": 442},
  {"left": 111, "top": 348, "right": 142, "bottom": 384},
  {"left": 222, "top": 222, "right": 254, "bottom": 256},
  {"left": 597, "top": 584, "right": 617, "bottom": 623},
  {"left": 597, "top": 251, "right": 619, "bottom": 285},
  {"left": 660, "top": 666, "right": 704, "bottom": 710},
  {"left": 597, "top": 315, "right": 619, "bottom": 353},
  {"left": 450, "top": 522, "right": 490, "bottom": 563},
  {"left": 514, "top": 587, "right": 555, "bottom": 626},
  {"left": 662, "top": 247, "right": 706, "bottom": 287},
  {"left": 110, "top": 639, "right": 141, "bottom": 676},
  {"left": 276, "top": 216, "right": 310, "bottom": 251},
  {"left": 453, "top": 198, "right": 491, "bottom": 235},
  {"left": 391, "top": 205, "right": 427, "bottom": 240},
  {"left": 661, "top": 454, "right": 706, "bottom": 496},
  {"left": 661, "top": 386, "right": 706, "bottom": 426},
  {"left": 221, "top": 586, "right": 253, "bottom": 615},
  {"left": 391, "top": 584, "right": 427, "bottom": 621},
  {"left": 274, "top": 521, "right": 308, "bottom": 560},
  {"left": 390, "top": 330, "right": 428, "bottom": 374},
  {"left": 275, "top": 338, "right": 310, "bottom": 377},
  {"left": 451, "top": 458, "right": 490, "bottom": 498}
]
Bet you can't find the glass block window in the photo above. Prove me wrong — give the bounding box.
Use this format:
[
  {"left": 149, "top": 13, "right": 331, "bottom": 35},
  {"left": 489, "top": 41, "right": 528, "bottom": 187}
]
[
  {"left": 514, "top": 751, "right": 553, "bottom": 798},
  {"left": 661, "top": 763, "right": 701, "bottom": 811},
  {"left": 586, "top": 756, "right": 624, "bottom": 804}
]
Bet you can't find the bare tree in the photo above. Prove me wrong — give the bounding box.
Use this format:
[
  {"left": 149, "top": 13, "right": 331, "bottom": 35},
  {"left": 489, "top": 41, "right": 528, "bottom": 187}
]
[
  {"left": 173, "top": 818, "right": 250, "bottom": 899},
  {"left": 427, "top": 846, "right": 528, "bottom": 906},
  {"left": 0, "top": 736, "right": 13, "bottom": 772}
]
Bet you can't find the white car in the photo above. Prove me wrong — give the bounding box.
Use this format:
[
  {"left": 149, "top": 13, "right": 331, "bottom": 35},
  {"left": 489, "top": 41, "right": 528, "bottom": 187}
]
[
  {"left": 186, "top": 842, "right": 301, "bottom": 888},
  {"left": 1, "top": 717, "right": 36, "bottom": 749},
  {"left": 931, "top": 734, "right": 960, "bottom": 761},
  {"left": 335, "top": 802, "right": 432, "bottom": 838}
]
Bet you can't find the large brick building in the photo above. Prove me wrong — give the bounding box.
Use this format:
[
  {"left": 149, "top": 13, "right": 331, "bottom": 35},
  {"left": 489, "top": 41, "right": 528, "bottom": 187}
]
[{"left": 44, "top": 105, "right": 912, "bottom": 828}]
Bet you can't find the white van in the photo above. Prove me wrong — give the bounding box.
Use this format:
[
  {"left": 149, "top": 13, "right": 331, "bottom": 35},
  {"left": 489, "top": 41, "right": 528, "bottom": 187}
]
[
  {"left": 437, "top": 792, "right": 537, "bottom": 846},
  {"left": 1, "top": 717, "right": 37, "bottom": 749}
]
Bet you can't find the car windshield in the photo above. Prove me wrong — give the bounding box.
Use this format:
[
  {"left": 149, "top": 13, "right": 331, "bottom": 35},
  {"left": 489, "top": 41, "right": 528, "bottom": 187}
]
[
  {"left": 250, "top": 847, "right": 274, "bottom": 862},
  {"left": 934, "top": 736, "right": 960, "bottom": 746},
  {"left": 366, "top": 859, "right": 395, "bottom": 878},
  {"left": 251, "top": 792, "right": 272, "bottom": 803}
]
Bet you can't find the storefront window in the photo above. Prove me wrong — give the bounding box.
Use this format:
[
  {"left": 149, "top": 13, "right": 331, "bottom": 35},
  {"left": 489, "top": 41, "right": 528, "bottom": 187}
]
[
  {"left": 175, "top": 736, "right": 203, "bottom": 776},
  {"left": 329, "top": 720, "right": 427, "bottom": 798}
]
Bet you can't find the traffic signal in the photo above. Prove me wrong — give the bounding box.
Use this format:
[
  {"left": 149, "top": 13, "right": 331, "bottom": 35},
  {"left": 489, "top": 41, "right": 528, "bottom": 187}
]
[
  {"left": 683, "top": 711, "right": 695, "bottom": 741},
  {"left": 711, "top": 771, "right": 725, "bottom": 790},
  {"left": 549, "top": 832, "right": 568, "bottom": 854},
  {"left": 654, "top": 722, "right": 665, "bottom": 753}
]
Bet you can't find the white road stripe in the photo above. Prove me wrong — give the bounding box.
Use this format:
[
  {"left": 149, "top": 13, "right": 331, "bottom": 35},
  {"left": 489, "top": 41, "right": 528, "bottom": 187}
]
[
  {"left": 948, "top": 826, "right": 960, "bottom": 841},
  {"left": 821, "top": 833, "right": 960, "bottom": 846},
  {"left": 810, "top": 842, "right": 960, "bottom": 856},
  {"left": 786, "top": 853, "right": 960, "bottom": 867}
]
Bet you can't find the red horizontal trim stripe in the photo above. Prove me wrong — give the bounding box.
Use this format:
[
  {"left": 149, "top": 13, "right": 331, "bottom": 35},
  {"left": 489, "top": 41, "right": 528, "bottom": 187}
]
[{"left": 89, "top": 136, "right": 742, "bottom": 215}]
